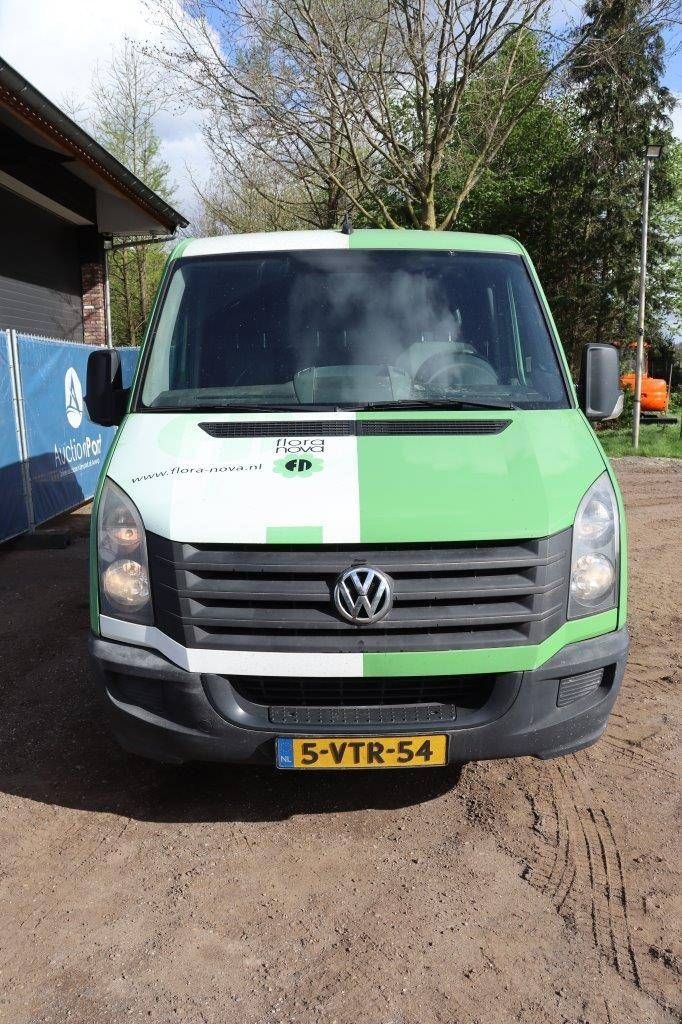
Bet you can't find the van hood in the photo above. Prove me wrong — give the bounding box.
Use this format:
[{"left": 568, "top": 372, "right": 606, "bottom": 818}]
[{"left": 106, "top": 410, "right": 606, "bottom": 544}]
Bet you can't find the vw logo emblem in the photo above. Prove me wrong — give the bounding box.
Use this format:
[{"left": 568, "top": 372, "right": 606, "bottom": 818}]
[{"left": 333, "top": 566, "right": 393, "bottom": 625}]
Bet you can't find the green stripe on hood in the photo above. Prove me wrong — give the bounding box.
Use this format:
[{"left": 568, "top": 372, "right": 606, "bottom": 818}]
[{"left": 356, "top": 410, "right": 605, "bottom": 543}]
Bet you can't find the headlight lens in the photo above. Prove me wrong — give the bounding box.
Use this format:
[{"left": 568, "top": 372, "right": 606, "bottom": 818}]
[
  {"left": 102, "top": 503, "right": 142, "bottom": 553},
  {"left": 574, "top": 497, "right": 612, "bottom": 545},
  {"left": 568, "top": 472, "right": 619, "bottom": 619},
  {"left": 102, "top": 559, "right": 151, "bottom": 610},
  {"left": 98, "top": 480, "right": 152, "bottom": 623},
  {"left": 570, "top": 553, "right": 615, "bottom": 602}
]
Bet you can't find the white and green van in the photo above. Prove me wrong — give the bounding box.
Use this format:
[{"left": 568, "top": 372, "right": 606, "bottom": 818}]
[{"left": 86, "top": 229, "right": 628, "bottom": 769}]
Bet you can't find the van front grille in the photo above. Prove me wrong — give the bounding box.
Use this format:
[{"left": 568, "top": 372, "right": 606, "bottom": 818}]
[
  {"left": 147, "top": 532, "right": 571, "bottom": 653},
  {"left": 228, "top": 673, "right": 496, "bottom": 708},
  {"left": 217, "top": 673, "right": 506, "bottom": 726}
]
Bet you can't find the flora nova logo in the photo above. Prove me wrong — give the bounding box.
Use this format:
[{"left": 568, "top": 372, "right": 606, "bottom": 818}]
[{"left": 65, "top": 367, "right": 83, "bottom": 428}]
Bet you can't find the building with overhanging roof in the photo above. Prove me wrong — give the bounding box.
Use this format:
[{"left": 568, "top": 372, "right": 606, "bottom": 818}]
[{"left": 0, "top": 57, "right": 188, "bottom": 346}]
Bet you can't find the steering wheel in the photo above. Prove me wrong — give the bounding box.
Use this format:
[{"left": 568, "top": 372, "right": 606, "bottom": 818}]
[{"left": 413, "top": 350, "right": 498, "bottom": 390}]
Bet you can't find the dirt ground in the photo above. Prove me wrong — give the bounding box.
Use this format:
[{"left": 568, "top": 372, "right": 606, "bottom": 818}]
[{"left": 0, "top": 459, "right": 679, "bottom": 1024}]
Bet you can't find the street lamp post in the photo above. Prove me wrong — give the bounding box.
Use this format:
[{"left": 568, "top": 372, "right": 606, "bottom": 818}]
[{"left": 632, "top": 143, "right": 662, "bottom": 449}]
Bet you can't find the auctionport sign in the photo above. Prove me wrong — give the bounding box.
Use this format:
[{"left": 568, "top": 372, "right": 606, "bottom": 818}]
[{"left": 16, "top": 336, "right": 138, "bottom": 527}]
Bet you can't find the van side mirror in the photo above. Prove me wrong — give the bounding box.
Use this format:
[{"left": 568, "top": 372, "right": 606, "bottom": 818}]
[
  {"left": 578, "top": 344, "right": 622, "bottom": 421},
  {"left": 85, "top": 349, "right": 129, "bottom": 427}
]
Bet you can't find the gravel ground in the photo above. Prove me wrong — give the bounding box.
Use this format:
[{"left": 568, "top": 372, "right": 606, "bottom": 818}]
[{"left": 0, "top": 460, "right": 679, "bottom": 1024}]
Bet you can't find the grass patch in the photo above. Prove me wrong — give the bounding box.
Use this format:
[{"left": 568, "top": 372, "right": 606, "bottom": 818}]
[{"left": 597, "top": 419, "right": 682, "bottom": 458}]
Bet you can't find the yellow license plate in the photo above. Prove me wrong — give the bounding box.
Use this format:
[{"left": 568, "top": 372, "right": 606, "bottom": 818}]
[{"left": 276, "top": 735, "right": 447, "bottom": 769}]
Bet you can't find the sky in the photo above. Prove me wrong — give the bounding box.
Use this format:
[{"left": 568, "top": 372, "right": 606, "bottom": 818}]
[
  {"left": 0, "top": 0, "right": 211, "bottom": 219},
  {"left": 0, "top": 0, "right": 681, "bottom": 224}
]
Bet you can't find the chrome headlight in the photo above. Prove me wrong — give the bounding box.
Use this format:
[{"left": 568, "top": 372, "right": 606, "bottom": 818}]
[
  {"left": 98, "top": 479, "right": 152, "bottom": 623},
  {"left": 568, "top": 472, "right": 619, "bottom": 619}
]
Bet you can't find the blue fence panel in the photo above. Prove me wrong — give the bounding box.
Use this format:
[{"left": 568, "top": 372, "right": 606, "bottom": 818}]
[
  {"left": 16, "top": 337, "right": 139, "bottom": 527},
  {"left": 0, "top": 331, "right": 29, "bottom": 542},
  {"left": 119, "top": 347, "right": 140, "bottom": 384}
]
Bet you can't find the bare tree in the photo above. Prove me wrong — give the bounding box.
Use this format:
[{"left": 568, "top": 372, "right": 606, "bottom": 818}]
[
  {"left": 152, "top": 0, "right": 376, "bottom": 229},
  {"left": 92, "top": 42, "right": 175, "bottom": 342},
  {"left": 151, "top": 0, "right": 679, "bottom": 231},
  {"left": 189, "top": 155, "right": 313, "bottom": 234}
]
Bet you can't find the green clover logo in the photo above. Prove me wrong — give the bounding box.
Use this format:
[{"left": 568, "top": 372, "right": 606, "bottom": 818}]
[{"left": 273, "top": 455, "right": 324, "bottom": 478}]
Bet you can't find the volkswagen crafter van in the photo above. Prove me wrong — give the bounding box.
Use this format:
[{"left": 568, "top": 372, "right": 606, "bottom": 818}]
[{"left": 86, "top": 229, "right": 628, "bottom": 770}]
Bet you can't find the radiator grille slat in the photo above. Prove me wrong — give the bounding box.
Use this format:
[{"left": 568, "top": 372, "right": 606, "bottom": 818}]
[
  {"left": 148, "top": 531, "right": 571, "bottom": 654},
  {"left": 157, "top": 570, "right": 562, "bottom": 604},
  {"left": 156, "top": 541, "right": 558, "bottom": 575},
  {"left": 167, "top": 597, "right": 563, "bottom": 630}
]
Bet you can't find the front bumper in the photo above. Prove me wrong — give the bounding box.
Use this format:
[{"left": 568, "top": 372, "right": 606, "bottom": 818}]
[{"left": 89, "top": 629, "right": 629, "bottom": 765}]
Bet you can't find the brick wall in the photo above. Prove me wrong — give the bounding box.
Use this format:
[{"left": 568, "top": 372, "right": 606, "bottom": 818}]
[{"left": 81, "top": 258, "right": 107, "bottom": 346}]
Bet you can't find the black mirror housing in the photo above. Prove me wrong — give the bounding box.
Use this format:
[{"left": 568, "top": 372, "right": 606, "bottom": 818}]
[
  {"left": 579, "top": 344, "right": 622, "bottom": 421},
  {"left": 85, "top": 349, "right": 129, "bottom": 427}
]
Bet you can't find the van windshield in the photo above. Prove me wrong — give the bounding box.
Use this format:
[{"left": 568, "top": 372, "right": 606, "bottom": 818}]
[{"left": 140, "top": 250, "right": 570, "bottom": 411}]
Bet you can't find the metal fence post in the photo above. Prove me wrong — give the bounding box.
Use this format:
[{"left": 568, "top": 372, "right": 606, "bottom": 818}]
[{"left": 7, "top": 328, "right": 35, "bottom": 532}]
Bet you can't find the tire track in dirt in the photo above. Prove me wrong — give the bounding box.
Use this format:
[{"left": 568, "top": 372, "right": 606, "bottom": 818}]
[
  {"left": 457, "top": 755, "right": 673, "bottom": 1023},
  {"left": 514, "top": 751, "right": 681, "bottom": 1017},
  {"left": 571, "top": 778, "right": 634, "bottom": 984},
  {"left": 557, "top": 757, "right": 668, "bottom": 999},
  {"left": 504, "top": 460, "right": 682, "bottom": 1018},
  {"left": 490, "top": 734, "right": 680, "bottom": 1017},
  {"left": 10, "top": 810, "right": 135, "bottom": 939},
  {"left": 600, "top": 736, "right": 677, "bottom": 780}
]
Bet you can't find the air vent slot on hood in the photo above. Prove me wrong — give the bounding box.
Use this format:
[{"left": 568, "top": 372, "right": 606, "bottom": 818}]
[{"left": 199, "top": 419, "right": 511, "bottom": 438}]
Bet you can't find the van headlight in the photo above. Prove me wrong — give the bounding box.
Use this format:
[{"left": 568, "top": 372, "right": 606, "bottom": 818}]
[
  {"left": 568, "top": 472, "right": 619, "bottom": 619},
  {"left": 98, "top": 479, "right": 152, "bottom": 623}
]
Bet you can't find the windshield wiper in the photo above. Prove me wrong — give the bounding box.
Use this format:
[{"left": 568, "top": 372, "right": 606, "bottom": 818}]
[
  {"left": 154, "top": 402, "right": 339, "bottom": 413},
  {"left": 356, "top": 398, "right": 519, "bottom": 411},
  {"left": 151, "top": 398, "right": 519, "bottom": 413}
]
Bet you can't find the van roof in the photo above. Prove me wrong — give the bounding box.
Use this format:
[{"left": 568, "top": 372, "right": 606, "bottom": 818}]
[{"left": 178, "top": 229, "right": 526, "bottom": 260}]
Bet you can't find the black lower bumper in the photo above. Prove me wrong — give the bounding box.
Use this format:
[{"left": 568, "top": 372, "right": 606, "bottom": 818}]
[{"left": 89, "top": 628, "right": 629, "bottom": 766}]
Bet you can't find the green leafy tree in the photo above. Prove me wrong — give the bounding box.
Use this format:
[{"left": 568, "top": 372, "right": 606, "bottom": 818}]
[
  {"left": 444, "top": 35, "right": 580, "bottom": 258},
  {"left": 365, "top": 16, "right": 680, "bottom": 380},
  {"left": 551, "top": 0, "right": 677, "bottom": 371},
  {"left": 363, "top": 33, "right": 579, "bottom": 232},
  {"left": 647, "top": 139, "right": 682, "bottom": 386}
]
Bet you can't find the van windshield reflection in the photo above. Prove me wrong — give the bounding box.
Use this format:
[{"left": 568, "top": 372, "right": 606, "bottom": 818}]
[{"left": 140, "top": 250, "right": 570, "bottom": 411}]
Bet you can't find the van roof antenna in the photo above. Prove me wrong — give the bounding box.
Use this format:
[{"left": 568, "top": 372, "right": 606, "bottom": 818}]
[{"left": 341, "top": 211, "right": 353, "bottom": 235}]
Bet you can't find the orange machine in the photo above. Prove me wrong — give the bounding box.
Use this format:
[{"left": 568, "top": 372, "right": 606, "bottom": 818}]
[
  {"left": 620, "top": 372, "right": 668, "bottom": 412},
  {"left": 618, "top": 339, "right": 669, "bottom": 413}
]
